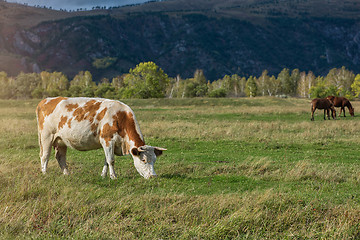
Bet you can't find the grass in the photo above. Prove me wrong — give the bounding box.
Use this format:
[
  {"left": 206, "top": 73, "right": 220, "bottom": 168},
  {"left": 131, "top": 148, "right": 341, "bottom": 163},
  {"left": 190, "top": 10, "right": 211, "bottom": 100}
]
[{"left": 0, "top": 97, "right": 360, "bottom": 239}]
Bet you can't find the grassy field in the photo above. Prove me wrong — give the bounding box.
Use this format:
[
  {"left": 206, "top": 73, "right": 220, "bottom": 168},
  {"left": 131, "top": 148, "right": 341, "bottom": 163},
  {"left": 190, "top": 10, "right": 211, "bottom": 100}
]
[{"left": 0, "top": 97, "right": 359, "bottom": 239}]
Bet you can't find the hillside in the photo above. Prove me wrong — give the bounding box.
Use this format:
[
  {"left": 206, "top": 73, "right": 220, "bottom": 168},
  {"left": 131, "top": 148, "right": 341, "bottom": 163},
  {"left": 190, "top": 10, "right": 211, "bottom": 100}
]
[
  {"left": 1, "top": 0, "right": 360, "bottom": 80},
  {"left": 0, "top": 1, "right": 105, "bottom": 75}
]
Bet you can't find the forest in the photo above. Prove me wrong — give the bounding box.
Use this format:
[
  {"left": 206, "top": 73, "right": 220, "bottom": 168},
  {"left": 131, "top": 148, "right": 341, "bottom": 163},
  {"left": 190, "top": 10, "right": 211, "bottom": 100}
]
[{"left": 0, "top": 61, "right": 359, "bottom": 100}]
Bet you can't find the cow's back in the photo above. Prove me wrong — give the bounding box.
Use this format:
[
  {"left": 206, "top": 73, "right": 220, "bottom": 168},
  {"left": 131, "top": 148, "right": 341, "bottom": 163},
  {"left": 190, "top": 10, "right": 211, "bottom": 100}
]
[{"left": 36, "top": 97, "right": 134, "bottom": 151}]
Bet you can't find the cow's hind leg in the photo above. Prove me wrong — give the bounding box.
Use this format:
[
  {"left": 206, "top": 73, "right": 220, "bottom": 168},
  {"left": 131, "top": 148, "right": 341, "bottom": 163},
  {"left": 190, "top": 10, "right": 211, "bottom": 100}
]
[
  {"left": 101, "top": 142, "right": 117, "bottom": 179},
  {"left": 54, "top": 143, "right": 69, "bottom": 175},
  {"left": 39, "top": 133, "right": 53, "bottom": 174}
]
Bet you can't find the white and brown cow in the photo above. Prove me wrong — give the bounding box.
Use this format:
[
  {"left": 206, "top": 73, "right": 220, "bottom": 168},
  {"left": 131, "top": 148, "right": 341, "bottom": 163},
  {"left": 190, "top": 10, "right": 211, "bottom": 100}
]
[{"left": 36, "top": 97, "right": 166, "bottom": 179}]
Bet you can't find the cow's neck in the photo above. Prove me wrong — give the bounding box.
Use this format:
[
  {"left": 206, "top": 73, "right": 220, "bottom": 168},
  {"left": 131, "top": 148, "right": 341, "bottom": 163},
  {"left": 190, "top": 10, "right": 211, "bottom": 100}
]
[
  {"left": 121, "top": 127, "right": 145, "bottom": 155},
  {"left": 123, "top": 112, "right": 145, "bottom": 148},
  {"left": 129, "top": 136, "right": 145, "bottom": 148}
]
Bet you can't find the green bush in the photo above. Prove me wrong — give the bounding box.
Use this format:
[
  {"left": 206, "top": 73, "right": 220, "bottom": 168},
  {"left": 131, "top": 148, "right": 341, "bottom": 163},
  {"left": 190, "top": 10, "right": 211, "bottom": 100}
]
[{"left": 209, "top": 88, "right": 227, "bottom": 98}]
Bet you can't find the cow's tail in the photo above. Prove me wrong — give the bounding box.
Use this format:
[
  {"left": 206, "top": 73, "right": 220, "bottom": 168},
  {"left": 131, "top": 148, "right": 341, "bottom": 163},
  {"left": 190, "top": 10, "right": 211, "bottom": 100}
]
[
  {"left": 38, "top": 132, "right": 43, "bottom": 157},
  {"left": 36, "top": 105, "right": 42, "bottom": 157}
]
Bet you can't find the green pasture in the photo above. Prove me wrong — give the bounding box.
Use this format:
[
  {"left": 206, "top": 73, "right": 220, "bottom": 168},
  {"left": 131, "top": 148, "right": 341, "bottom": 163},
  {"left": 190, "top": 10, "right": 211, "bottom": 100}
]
[{"left": 0, "top": 97, "right": 359, "bottom": 239}]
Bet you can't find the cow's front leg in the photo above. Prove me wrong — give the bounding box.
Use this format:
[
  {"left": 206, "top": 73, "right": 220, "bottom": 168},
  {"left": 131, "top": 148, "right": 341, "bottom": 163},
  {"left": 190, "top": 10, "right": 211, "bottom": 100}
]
[
  {"left": 101, "top": 157, "right": 108, "bottom": 178},
  {"left": 102, "top": 142, "right": 117, "bottom": 179}
]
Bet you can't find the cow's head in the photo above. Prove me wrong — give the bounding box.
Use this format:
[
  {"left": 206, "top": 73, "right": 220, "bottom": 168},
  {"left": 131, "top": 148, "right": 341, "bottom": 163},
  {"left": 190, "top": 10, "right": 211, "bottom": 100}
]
[{"left": 131, "top": 145, "right": 166, "bottom": 179}]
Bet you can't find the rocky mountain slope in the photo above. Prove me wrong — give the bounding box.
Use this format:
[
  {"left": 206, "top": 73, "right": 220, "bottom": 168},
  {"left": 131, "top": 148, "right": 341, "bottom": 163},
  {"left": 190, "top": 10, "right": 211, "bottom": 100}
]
[{"left": 1, "top": 0, "right": 360, "bottom": 80}]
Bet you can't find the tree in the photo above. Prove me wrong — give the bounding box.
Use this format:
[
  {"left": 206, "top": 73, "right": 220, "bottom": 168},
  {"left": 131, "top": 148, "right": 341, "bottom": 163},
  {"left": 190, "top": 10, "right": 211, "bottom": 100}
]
[
  {"left": 0, "top": 72, "right": 13, "bottom": 99},
  {"left": 46, "top": 72, "right": 69, "bottom": 96},
  {"left": 182, "top": 69, "right": 208, "bottom": 98},
  {"left": 309, "top": 76, "right": 339, "bottom": 98},
  {"left": 69, "top": 71, "right": 96, "bottom": 97},
  {"left": 297, "top": 71, "right": 316, "bottom": 98},
  {"left": 245, "top": 76, "right": 257, "bottom": 97},
  {"left": 256, "top": 70, "right": 270, "bottom": 96},
  {"left": 265, "top": 75, "right": 280, "bottom": 96},
  {"left": 167, "top": 75, "right": 185, "bottom": 98},
  {"left": 14, "top": 72, "right": 40, "bottom": 99},
  {"left": 290, "top": 69, "right": 300, "bottom": 96},
  {"left": 111, "top": 75, "right": 125, "bottom": 89},
  {"left": 95, "top": 78, "right": 115, "bottom": 98},
  {"left": 122, "top": 62, "right": 169, "bottom": 98},
  {"left": 297, "top": 71, "right": 307, "bottom": 98},
  {"left": 277, "top": 68, "right": 292, "bottom": 95},
  {"left": 111, "top": 75, "right": 126, "bottom": 99},
  {"left": 230, "top": 74, "right": 242, "bottom": 97},
  {"left": 238, "top": 76, "right": 247, "bottom": 97},
  {"left": 325, "top": 66, "right": 355, "bottom": 96},
  {"left": 217, "top": 74, "right": 241, "bottom": 97},
  {"left": 192, "top": 69, "right": 208, "bottom": 97},
  {"left": 309, "top": 77, "right": 326, "bottom": 98},
  {"left": 351, "top": 74, "right": 360, "bottom": 98}
]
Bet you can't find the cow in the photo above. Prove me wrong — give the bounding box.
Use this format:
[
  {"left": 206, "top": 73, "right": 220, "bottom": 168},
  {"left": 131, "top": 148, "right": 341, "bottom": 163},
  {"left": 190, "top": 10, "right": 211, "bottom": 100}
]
[{"left": 36, "top": 97, "right": 166, "bottom": 179}]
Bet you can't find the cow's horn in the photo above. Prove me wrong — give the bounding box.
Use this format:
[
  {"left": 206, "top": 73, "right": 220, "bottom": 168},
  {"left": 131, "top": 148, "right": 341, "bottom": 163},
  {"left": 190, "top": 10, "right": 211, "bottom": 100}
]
[{"left": 138, "top": 146, "right": 147, "bottom": 152}]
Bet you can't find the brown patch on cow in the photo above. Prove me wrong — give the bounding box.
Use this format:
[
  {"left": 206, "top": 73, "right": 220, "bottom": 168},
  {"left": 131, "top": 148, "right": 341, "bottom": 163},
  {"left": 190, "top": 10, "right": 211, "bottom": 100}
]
[
  {"left": 66, "top": 103, "right": 78, "bottom": 112},
  {"left": 58, "top": 116, "right": 68, "bottom": 130},
  {"left": 96, "top": 107, "right": 107, "bottom": 121},
  {"left": 36, "top": 97, "right": 68, "bottom": 130},
  {"left": 67, "top": 118, "right": 72, "bottom": 128},
  {"left": 92, "top": 108, "right": 107, "bottom": 137},
  {"left": 91, "top": 123, "right": 99, "bottom": 136},
  {"left": 100, "top": 123, "right": 118, "bottom": 146},
  {"left": 99, "top": 110, "right": 145, "bottom": 148},
  {"left": 73, "top": 100, "right": 102, "bottom": 123},
  {"left": 72, "top": 103, "right": 106, "bottom": 136},
  {"left": 114, "top": 111, "right": 145, "bottom": 147},
  {"left": 73, "top": 107, "right": 85, "bottom": 122}
]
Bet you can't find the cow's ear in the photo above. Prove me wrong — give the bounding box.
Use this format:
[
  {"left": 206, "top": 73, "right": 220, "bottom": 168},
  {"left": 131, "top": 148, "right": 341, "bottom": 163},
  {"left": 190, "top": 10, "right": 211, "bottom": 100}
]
[
  {"left": 131, "top": 148, "right": 140, "bottom": 156},
  {"left": 154, "top": 147, "right": 167, "bottom": 156}
]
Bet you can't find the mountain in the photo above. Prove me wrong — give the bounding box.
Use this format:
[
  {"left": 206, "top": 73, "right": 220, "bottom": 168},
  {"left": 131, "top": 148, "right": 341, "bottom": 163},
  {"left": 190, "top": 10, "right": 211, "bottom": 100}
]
[{"left": 1, "top": 0, "right": 360, "bottom": 80}]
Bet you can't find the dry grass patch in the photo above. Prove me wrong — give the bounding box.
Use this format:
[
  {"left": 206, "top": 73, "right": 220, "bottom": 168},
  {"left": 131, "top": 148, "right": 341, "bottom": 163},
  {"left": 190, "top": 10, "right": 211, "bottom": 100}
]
[{"left": 0, "top": 118, "right": 37, "bottom": 134}]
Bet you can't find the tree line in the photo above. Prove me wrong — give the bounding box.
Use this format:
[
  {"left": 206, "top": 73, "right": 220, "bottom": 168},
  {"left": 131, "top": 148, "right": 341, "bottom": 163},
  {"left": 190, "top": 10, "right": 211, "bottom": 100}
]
[{"left": 0, "top": 61, "right": 359, "bottom": 100}]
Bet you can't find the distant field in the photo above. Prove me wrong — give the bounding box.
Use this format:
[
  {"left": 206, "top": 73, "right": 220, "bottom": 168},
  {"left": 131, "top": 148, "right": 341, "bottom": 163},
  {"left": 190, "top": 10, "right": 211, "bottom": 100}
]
[{"left": 0, "top": 97, "right": 359, "bottom": 239}]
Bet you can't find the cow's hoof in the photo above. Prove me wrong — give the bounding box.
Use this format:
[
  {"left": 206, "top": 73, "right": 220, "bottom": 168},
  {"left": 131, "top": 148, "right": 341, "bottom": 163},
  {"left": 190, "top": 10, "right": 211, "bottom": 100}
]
[
  {"left": 110, "top": 174, "right": 117, "bottom": 180},
  {"left": 63, "top": 169, "right": 69, "bottom": 175}
]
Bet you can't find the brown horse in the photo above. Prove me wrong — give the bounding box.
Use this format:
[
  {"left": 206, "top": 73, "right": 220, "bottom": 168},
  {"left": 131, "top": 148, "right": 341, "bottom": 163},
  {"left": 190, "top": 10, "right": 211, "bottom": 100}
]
[
  {"left": 326, "top": 96, "right": 354, "bottom": 117},
  {"left": 311, "top": 98, "right": 336, "bottom": 121}
]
